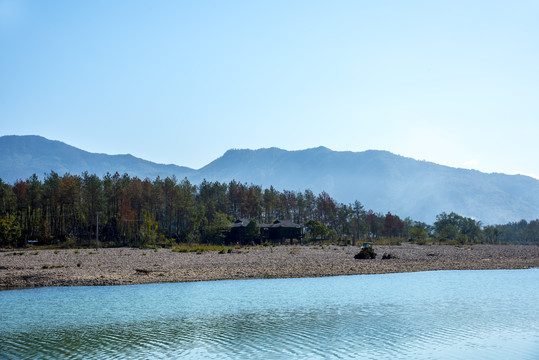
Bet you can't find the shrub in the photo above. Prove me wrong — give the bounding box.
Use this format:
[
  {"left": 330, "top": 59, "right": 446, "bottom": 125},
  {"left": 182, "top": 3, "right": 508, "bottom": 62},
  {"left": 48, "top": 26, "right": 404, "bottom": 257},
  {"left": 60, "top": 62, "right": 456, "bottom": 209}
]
[{"left": 354, "top": 248, "right": 376, "bottom": 259}]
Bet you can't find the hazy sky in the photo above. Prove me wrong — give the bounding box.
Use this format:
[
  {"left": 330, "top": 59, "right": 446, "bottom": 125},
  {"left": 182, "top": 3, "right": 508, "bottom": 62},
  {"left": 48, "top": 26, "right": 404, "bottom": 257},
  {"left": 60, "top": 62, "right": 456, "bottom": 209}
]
[{"left": 1, "top": 0, "right": 538, "bottom": 178}]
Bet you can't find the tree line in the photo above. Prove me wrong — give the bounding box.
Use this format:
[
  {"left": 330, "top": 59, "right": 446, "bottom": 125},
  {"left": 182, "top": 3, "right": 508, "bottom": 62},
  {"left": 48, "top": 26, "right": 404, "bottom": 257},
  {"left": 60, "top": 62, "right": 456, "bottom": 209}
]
[{"left": 0, "top": 172, "right": 537, "bottom": 248}]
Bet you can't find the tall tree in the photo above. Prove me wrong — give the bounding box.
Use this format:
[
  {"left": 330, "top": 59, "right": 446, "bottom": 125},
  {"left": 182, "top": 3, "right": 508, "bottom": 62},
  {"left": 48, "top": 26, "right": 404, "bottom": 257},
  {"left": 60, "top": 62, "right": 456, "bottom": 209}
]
[
  {"left": 59, "top": 174, "right": 81, "bottom": 238},
  {"left": 351, "top": 201, "right": 366, "bottom": 242},
  {"left": 336, "top": 204, "right": 352, "bottom": 238},
  {"left": 383, "top": 212, "right": 395, "bottom": 238},
  {"left": 317, "top": 191, "right": 337, "bottom": 227},
  {"left": 82, "top": 172, "right": 103, "bottom": 243},
  {"left": 262, "top": 186, "right": 278, "bottom": 222}
]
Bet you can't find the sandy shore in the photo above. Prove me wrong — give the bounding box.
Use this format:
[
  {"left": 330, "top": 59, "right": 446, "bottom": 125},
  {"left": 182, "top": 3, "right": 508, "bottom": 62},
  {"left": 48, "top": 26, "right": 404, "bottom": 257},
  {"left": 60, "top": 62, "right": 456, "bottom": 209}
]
[{"left": 1, "top": 244, "right": 538, "bottom": 289}]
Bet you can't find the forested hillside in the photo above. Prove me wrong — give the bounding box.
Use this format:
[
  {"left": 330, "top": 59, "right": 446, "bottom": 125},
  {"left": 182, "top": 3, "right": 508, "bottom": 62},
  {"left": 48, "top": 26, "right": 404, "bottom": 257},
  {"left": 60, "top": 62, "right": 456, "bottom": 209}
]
[
  {"left": 2, "top": 135, "right": 539, "bottom": 225},
  {"left": 1, "top": 172, "right": 537, "bottom": 248}
]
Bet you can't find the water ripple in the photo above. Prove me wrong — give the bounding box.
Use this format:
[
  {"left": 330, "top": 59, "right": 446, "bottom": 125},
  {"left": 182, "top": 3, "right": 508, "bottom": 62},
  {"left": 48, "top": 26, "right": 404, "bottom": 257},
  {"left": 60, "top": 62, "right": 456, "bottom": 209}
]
[{"left": 1, "top": 270, "right": 539, "bottom": 359}]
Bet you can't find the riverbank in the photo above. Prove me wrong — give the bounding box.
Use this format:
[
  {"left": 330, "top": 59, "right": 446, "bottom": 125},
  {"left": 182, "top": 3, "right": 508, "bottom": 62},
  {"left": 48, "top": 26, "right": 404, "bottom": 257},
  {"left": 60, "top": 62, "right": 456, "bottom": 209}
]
[{"left": 1, "top": 244, "right": 538, "bottom": 289}]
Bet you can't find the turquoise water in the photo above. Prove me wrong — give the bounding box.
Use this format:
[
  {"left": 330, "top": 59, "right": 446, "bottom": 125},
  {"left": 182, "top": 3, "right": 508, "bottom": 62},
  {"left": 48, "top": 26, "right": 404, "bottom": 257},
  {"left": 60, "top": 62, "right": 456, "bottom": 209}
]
[{"left": 1, "top": 269, "right": 538, "bottom": 359}]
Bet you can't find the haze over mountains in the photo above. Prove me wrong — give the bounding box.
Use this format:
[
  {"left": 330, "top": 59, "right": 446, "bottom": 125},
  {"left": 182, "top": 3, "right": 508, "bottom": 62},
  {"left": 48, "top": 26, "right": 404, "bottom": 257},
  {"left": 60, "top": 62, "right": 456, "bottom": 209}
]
[{"left": 1, "top": 135, "right": 538, "bottom": 225}]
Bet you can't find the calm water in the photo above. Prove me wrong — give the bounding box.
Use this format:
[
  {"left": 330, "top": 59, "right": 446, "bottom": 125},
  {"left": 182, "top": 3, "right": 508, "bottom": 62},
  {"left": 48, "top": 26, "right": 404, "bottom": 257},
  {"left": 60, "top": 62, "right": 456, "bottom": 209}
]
[{"left": 1, "top": 269, "right": 538, "bottom": 359}]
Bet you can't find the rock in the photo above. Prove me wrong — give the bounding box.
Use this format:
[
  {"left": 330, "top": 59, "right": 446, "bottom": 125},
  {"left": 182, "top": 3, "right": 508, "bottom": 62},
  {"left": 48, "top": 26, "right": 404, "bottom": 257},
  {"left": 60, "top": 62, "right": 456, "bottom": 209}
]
[{"left": 135, "top": 269, "right": 152, "bottom": 275}]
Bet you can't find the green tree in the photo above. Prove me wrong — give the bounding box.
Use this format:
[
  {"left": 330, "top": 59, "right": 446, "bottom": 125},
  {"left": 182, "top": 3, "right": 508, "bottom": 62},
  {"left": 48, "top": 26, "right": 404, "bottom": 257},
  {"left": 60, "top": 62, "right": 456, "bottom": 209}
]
[
  {"left": 262, "top": 186, "right": 278, "bottom": 223},
  {"left": 459, "top": 217, "right": 482, "bottom": 243},
  {"left": 434, "top": 212, "right": 461, "bottom": 241},
  {"left": 305, "top": 219, "right": 329, "bottom": 241},
  {"left": 483, "top": 225, "right": 500, "bottom": 244},
  {"left": 351, "top": 201, "right": 366, "bottom": 243},
  {"left": 518, "top": 220, "right": 539, "bottom": 243},
  {"left": 303, "top": 189, "right": 317, "bottom": 221},
  {"left": 434, "top": 212, "right": 483, "bottom": 243},
  {"left": 162, "top": 176, "right": 177, "bottom": 237},
  {"left": 0, "top": 214, "right": 21, "bottom": 247},
  {"left": 244, "top": 219, "right": 260, "bottom": 244},
  {"left": 409, "top": 226, "right": 428, "bottom": 241},
  {"left": 0, "top": 179, "right": 16, "bottom": 215},
  {"left": 336, "top": 204, "right": 352, "bottom": 239},
  {"left": 82, "top": 172, "right": 104, "bottom": 243},
  {"left": 202, "top": 212, "right": 232, "bottom": 244},
  {"left": 138, "top": 211, "right": 159, "bottom": 247},
  {"left": 60, "top": 174, "right": 82, "bottom": 239},
  {"left": 12, "top": 179, "right": 27, "bottom": 239},
  {"left": 25, "top": 174, "right": 43, "bottom": 239}
]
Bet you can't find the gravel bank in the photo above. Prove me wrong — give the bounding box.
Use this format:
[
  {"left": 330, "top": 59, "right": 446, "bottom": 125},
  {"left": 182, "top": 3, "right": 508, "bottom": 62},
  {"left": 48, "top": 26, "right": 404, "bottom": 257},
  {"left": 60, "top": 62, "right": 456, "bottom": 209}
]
[{"left": 1, "top": 244, "right": 538, "bottom": 289}]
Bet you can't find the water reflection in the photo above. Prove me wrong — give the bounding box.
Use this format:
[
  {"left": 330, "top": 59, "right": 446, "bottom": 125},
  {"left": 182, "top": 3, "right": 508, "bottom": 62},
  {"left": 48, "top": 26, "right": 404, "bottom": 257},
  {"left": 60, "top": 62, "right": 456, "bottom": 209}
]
[{"left": 2, "top": 269, "right": 538, "bottom": 359}]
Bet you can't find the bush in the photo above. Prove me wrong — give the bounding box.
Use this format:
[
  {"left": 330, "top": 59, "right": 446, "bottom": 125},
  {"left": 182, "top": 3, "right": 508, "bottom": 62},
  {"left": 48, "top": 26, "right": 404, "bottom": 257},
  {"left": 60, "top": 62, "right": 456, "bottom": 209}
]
[{"left": 354, "top": 247, "right": 376, "bottom": 259}]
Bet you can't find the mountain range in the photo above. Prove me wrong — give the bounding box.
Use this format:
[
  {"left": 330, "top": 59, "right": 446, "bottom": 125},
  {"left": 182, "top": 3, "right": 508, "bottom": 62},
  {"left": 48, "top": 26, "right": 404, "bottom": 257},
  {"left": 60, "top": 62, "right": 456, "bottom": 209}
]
[{"left": 1, "top": 135, "right": 538, "bottom": 225}]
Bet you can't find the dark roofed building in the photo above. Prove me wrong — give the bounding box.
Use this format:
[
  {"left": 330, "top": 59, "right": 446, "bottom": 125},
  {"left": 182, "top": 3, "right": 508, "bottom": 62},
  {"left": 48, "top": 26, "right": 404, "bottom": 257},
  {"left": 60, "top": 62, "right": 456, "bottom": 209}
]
[
  {"left": 261, "top": 219, "right": 304, "bottom": 243},
  {"left": 231, "top": 218, "right": 253, "bottom": 228},
  {"left": 226, "top": 219, "right": 261, "bottom": 245},
  {"left": 226, "top": 219, "right": 305, "bottom": 245}
]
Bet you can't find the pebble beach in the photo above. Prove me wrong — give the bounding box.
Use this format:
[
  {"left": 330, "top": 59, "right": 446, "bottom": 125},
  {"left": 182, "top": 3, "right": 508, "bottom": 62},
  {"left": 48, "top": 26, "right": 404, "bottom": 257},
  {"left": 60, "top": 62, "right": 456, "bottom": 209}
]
[{"left": 1, "top": 244, "right": 538, "bottom": 289}]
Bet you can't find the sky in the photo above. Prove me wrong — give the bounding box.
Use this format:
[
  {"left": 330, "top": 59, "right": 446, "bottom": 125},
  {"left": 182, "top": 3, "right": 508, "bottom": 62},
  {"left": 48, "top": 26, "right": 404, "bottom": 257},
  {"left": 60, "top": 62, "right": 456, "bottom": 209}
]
[{"left": 1, "top": 0, "right": 538, "bottom": 178}]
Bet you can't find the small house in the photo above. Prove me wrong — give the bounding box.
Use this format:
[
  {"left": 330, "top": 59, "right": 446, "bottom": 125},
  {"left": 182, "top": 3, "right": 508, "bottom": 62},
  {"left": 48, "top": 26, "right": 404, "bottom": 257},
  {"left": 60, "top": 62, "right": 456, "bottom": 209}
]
[{"left": 261, "top": 219, "right": 304, "bottom": 243}]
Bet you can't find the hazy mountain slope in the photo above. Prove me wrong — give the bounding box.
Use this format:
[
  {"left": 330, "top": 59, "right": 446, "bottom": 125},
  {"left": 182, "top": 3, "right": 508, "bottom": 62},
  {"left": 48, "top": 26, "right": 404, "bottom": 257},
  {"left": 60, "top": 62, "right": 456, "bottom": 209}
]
[
  {"left": 1, "top": 136, "right": 538, "bottom": 224},
  {"left": 0, "top": 135, "right": 194, "bottom": 182},
  {"left": 193, "top": 147, "right": 539, "bottom": 224}
]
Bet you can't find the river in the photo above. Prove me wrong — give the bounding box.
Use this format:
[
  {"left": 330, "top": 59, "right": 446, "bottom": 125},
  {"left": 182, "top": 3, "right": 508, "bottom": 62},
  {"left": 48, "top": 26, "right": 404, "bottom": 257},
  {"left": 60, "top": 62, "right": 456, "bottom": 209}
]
[{"left": 1, "top": 269, "right": 538, "bottom": 359}]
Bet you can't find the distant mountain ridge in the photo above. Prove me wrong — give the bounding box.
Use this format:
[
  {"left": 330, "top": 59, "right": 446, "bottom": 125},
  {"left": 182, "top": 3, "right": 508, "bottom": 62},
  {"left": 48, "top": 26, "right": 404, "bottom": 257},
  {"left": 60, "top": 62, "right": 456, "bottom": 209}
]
[
  {"left": 0, "top": 135, "right": 194, "bottom": 182},
  {"left": 1, "top": 135, "right": 538, "bottom": 225}
]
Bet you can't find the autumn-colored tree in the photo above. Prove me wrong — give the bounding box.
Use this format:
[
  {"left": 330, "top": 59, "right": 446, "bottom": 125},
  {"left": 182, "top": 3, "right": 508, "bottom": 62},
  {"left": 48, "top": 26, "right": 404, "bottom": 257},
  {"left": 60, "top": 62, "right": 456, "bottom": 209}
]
[
  {"left": 366, "top": 210, "right": 383, "bottom": 238},
  {"left": 384, "top": 212, "right": 395, "bottom": 237},
  {"left": 244, "top": 185, "right": 262, "bottom": 219},
  {"left": 8, "top": 171, "right": 539, "bottom": 248},
  {"left": 317, "top": 191, "right": 337, "bottom": 226}
]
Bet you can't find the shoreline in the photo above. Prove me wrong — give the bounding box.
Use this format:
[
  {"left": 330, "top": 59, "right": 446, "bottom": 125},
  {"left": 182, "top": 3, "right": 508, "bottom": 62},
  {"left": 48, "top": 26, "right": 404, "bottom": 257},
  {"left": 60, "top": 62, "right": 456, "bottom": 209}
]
[{"left": 1, "top": 244, "right": 538, "bottom": 290}]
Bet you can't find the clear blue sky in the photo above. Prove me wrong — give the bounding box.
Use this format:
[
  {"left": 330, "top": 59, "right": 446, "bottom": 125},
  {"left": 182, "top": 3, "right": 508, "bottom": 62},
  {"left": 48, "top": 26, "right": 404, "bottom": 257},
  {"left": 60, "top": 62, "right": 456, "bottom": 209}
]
[{"left": 1, "top": 0, "right": 538, "bottom": 178}]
